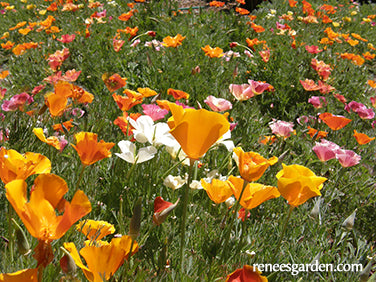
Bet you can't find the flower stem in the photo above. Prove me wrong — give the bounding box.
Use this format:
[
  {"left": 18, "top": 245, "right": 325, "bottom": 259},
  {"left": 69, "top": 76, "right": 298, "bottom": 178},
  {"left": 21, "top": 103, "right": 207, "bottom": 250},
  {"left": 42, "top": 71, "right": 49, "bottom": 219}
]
[
  {"left": 75, "top": 164, "right": 86, "bottom": 191},
  {"left": 179, "top": 159, "right": 195, "bottom": 274},
  {"left": 274, "top": 205, "right": 295, "bottom": 261}
]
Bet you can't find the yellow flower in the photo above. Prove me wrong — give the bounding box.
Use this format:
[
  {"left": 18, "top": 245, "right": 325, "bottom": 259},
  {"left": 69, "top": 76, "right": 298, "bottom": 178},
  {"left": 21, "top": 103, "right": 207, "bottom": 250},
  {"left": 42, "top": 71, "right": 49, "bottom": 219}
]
[
  {"left": 276, "top": 164, "right": 327, "bottom": 207},
  {"left": 201, "top": 178, "right": 233, "bottom": 204},
  {"left": 76, "top": 220, "right": 116, "bottom": 241},
  {"left": 71, "top": 132, "right": 115, "bottom": 166},
  {"left": 0, "top": 268, "right": 38, "bottom": 281},
  {"left": 167, "top": 102, "right": 230, "bottom": 160},
  {"left": 64, "top": 235, "right": 138, "bottom": 282},
  {"left": 0, "top": 148, "right": 51, "bottom": 184},
  {"left": 228, "top": 176, "right": 280, "bottom": 210},
  {"left": 33, "top": 128, "right": 63, "bottom": 151},
  {"left": 233, "top": 147, "right": 278, "bottom": 182}
]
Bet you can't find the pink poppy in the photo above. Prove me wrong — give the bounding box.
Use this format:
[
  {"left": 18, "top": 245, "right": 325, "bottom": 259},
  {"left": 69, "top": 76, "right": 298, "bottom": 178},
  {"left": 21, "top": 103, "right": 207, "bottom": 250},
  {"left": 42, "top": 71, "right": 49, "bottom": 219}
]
[
  {"left": 305, "top": 45, "right": 323, "bottom": 54},
  {"left": 204, "top": 95, "right": 232, "bottom": 112},
  {"left": 308, "top": 96, "right": 327, "bottom": 109},
  {"left": 333, "top": 93, "right": 347, "bottom": 104},
  {"left": 312, "top": 139, "right": 340, "bottom": 161},
  {"left": 57, "top": 34, "right": 76, "bottom": 43},
  {"left": 317, "top": 80, "right": 335, "bottom": 94},
  {"left": 1, "top": 92, "right": 33, "bottom": 111},
  {"left": 32, "top": 85, "right": 46, "bottom": 95},
  {"left": 229, "top": 84, "right": 255, "bottom": 101},
  {"left": 142, "top": 104, "right": 169, "bottom": 121},
  {"left": 269, "top": 119, "right": 294, "bottom": 137},
  {"left": 345, "top": 101, "right": 375, "bottom": 119},
  {"left": 62, "top": 69, "right": 81, "bottom": 82},
  {"left": 247, "top": 80, "right": 270, "bottom": 95},
  {"left": 0, "top": 87, "right": 6, "bottom": 99},
  {"left": 335, "top": 149, "right": 361, "bottom": 167}
]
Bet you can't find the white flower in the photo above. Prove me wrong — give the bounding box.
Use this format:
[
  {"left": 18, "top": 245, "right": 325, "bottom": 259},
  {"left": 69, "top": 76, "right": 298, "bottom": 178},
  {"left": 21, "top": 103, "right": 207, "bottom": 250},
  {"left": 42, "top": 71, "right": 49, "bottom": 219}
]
[
  {"left": 189, "top": 180, "right": 203, "bottom": 190},
  {"left": 115, "top": 140, "right": 157, "bottom": 164},
  {"left": 128, "top": 115, "right": 176, "bottom": 147},
  {"left": 213, "top": 130, "right": 234, "bottom": 152},
  {"left": 165, "top": 142, "right": 190, "bottom": 166},
  {"left": 163, "top": 175, "right": 186, "bottom": 190}
]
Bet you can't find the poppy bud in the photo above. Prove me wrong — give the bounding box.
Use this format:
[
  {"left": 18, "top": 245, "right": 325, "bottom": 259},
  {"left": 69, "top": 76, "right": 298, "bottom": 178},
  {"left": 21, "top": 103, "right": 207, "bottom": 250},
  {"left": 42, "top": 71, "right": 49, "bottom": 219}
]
[
  {"left": 310, "top": 198, "right": 321, "bottom": 218},
  {"left": 60, "top": 247, "right": 77, "bottom": 274},
  {"left": 12, "top": 218, "right": 30, "bottom": 256},
  {"left": 153, "top": 197, "right": 179, "bottom": 225},
  {"left": 342, "top": 209, "right": 357, "bottom": 231},
  {"left": 359, "top": 259, "right": 373, "bottom": 282},
  {"left": 129, "top": 197, "right": 142, "bottom": 240}
]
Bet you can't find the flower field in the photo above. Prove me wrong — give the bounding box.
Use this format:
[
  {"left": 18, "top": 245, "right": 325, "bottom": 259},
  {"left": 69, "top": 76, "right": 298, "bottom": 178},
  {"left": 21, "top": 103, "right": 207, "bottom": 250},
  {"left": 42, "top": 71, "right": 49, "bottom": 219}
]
[{"left": 0, "top": 0, "right": 376, "bottom": 280}]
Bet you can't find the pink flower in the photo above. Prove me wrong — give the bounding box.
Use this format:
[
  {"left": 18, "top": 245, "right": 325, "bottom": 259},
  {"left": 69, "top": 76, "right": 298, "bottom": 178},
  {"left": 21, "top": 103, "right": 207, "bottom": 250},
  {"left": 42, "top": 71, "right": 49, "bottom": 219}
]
[
  {"left": 57, "top": 34, "right": 76, "bottom": 43},
  {"left": 312, "top": 139, "right": 340, "bottom": 161},
  {"left": 130, "top": 39, "right": 141, "bottom": 48},
  {"left": 1, "top": 92, "right": 33, "bottom": 111},
  {"left": 71, "top": 108, "right": 85, "bottom": 118},
  {"left": 31, "top": 85, "right": 46, "bottom": 95},
  {"left": 47, "top": 48, "right": 70, "bottom": 71},
  {"left": 335, "top": 149, "right": 361, "bottom": 167},
  {"left": 259, "top": 49, "right": 270, "bottom": 63},
  {"left": 244, "top": 50, "right": 253, "bottom": 58},
  {"left": 142, "top": 104, "right": 169, "bottom": 121},
  {"left": 305, "top": 45, "right": 323, "bottom": 54},
  {"left": 345, "top": 101, "right": 375, "bottom": 119},
  {"left": 296, "top": 115, "right": 316, "bottom": 125},
  {"left": 62, "top": 69, "right": 81, "bottom": 82},
  {"left": 247, "top": 80, "right": 270, "bottom": 95},
  {"left": 229, "top": 84, "right": 254, "bottom": 101},
  {"left": 0, "top": 87, "right": 6, "bottom": 99},
  {"left": 269, "top": 119, "right": 294, "bottom": 137},
  {"left": 308, "top": 96, "right": 327, "bottom": 109},
  {"left": 204, "top": 95, "right": 232, "bottom": 112}
]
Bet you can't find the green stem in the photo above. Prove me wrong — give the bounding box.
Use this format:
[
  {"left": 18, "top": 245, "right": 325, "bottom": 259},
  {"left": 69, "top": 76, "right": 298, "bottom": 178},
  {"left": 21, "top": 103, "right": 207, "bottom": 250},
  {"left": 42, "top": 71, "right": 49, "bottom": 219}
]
[
  {"left": 274, "top": 205, "right": 295, "bottom": 261},
  {"left": 220, "top": 179, "right": 249, "bottom": 262},
  {"left": 75, "top": 164, "right": 86, "bottom": 191},
  {"left": 179, "top": 159, "right": 195, "bottom": 274}
]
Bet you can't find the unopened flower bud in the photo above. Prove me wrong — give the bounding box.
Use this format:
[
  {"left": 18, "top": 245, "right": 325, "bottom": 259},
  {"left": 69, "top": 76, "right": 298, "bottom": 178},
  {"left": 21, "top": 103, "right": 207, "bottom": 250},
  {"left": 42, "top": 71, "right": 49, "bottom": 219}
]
[
  {"left": 342, "top": 209, "right": 357, "bottom": 231},
  {"left": 359, "top": 259, "right": 373, "bottom": 282},
  {"left": 310, "top": 198, "right": 321, "bottom": 218},
  {"left": 129, "top": 197, "right": 142, "bottom": 240},
  {"left": 60, "top": 247, "right": 77, "bottom": 274},
  {"left": 12, "top": 218, "right": 30, "bottom": 256}
]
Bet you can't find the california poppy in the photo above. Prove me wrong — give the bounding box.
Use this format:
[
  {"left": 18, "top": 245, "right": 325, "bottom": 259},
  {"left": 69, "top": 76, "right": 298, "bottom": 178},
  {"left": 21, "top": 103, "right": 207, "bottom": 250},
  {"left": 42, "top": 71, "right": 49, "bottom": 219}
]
[
  {"left": 102, "top": 73, "right": 127, "bottom": 92},
  {"left": 153, "top": 197, "right": 179, "bottom": 225},
  {"left": 167, "top": 88, "right": 190, "bottom": 100},
  {"left": 201, "top": 45, "right": 224, "bottom": 58},
  {"left": 233, "top": 147, "right": 278, "bottom": 182},
  {"left": 162, "top": 34, "right": 186, "bottom": 48},
  {"left": 319, "top": 112, "right": 351, "bottom": 130},
  {"left": 64, "top": 235, "right": 138, "bottom": 282},
  {"left": 33, "top": 128, "right": 67, "bottom": 152},
  {"left": 201, "top": 178, "right": 233, "bottom": 204},
  {"left": 226, "top": 265, "right": 267, "bottom": 282},
  {"left": 0, "top": 148, "right": 51, "bottom": 184},
  {"left": 167, "top": 102, "right": 230, "bottom": 160},
  {"left": 71, "top": 132, "right": 115, "bottom": 166},
  {"left": 353, "top": 130, "right": 375, "bottom": 145},
  {"left": 228, "top": 175, "right": 280, "bottom": 210},
  {"left": 276, "top": 164, "right": 327, "bottom": 207},
  {"left": 0, "top": 268, "right": 38, "bottom": 281},
  {"left": 76, "top": 220, "right": 115, "bottom": 241}
]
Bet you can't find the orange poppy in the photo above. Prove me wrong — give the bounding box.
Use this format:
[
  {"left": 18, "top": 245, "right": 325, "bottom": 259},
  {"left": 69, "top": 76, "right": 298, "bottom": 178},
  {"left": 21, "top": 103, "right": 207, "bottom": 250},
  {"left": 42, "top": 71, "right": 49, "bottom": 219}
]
[
  {"left": 167, "top": 88, "right": 190, "bottom": 100},
  {"left": 0, "top": 70, "right": 10, "bottom": 79},
  {"left": 113, "top": 112, "right": 141, "bottom": 136},
  {"left": 319, "top": 112, "right": 352, "bottom": 130},
  {"left": 112, "top": 92, "right": 143, "bottom": 112},
  {"left": 71, "top": 132, "right": 115, "bottom": 166},
  {"left": 250, "top": 22, "right": 265, "bottom": 33},
  {"left": 226, "top": 265, "right": 267, "bottom": 282},
  {"left": 167, "top": 102, "right": 229, "bottom": 160},
  {"left": 0, "top": 148, "right": 51, "bottom": 184},
  {"left": 71, "top": 85, "right": 94, "bottom": 104},
  {"left": 201, "top": 45, "right": 224, "bottom": 58},
  {"left": 153, "top": 196, "right": 180, "bottom": 225},
  {"left": 76, "top": 220, "right": 115, "bottom": 241},
  {"left": 102, "top": 73, "right": 127, "bottom": 92},
  {"left": 118, "top": 11, "right": 133, "bottom": 21},
  {"left": 353, "top": 130, "right": 375, "bottom": 145},
  {"left": 201, "top": 178, "right": 233, "bottom": 204},
  {"left": 276, "top": 164, "right": 327, "bottom": 207},
  {"left": 33, "top": 128, "right": 64, "bottom": 151},
  {"left": 368, "top": 80, "right": 376, "bottom": 88},
  {"left": 162, "top": 34, "right": 186, "bottom": 48},
  {"left": 235, "top": 7, "right": 250, "bottom": 15},
  {"left": 307, "top": 126, "right": 328, "bottom": 140},
  {"left": 0, "top": 268, "right": 38, "bottom": 281},
  {"left": 228, "top": 176, "right": 280, "bottom": 210},
  {"left": 64, "top": 235, "right": 138, "bottom": 282},
  {"left": 233, "top": 147, "right": 278, "bottom": 182},
  {"left": 53, "top": 119, "right": 74, "bottom": 132},
  {"left": 137, "top": 87, "right": 158, "bottom": 97}
]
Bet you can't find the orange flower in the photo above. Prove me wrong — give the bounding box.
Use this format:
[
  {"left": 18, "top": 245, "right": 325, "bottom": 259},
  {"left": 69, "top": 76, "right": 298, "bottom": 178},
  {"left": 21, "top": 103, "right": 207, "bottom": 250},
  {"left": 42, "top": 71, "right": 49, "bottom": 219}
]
[
  {"left": 112, "top": 92, "right": 143, "bottom": 111},
  {"left": 71, "top": 132, "right": 115, "bottom": 166},
  {"left": 33, "top": 128, "right": 65, "bottom": 151},
  {"left": 245, "top": 38, "right": 266, "bottom": 50},
  {"left": 53, "top": 119, "right": 74, "bottom": 132},
  {"left": 118, "top": 11, "right": 133, "bottom": 21},
  {"left": 351, "top": 33, "right": 368, "bottom": 42},
  {"left": 363, "top": 52, "right": 375, "bottom": 60},
  {"left": 233, "top": 147, "right": 278, "bottom": 182},
  {"left": 17, "top": 28, "right": 30, "bottom": 36},
  {"left": 0, "top": 70, "right": 9, "bottom": 79},
  {"left": 64, "top": 236, "right": 138, "bottom": 282},
  {"left": 102, "top": 73, "right": 127, "bottom": 92},
  {"left": 137, "top": 87, "right": 158, "bottom": 97},
  {"left": 319, "top": 112, "right": 352, "bottom": 130},
  {"left": 9, "top": 21, "right": 27, "bottom": 31},
  {"left": 250, "top": 22, "right": 265, "bottom": 33},
  {"left": 0, "top": 268, "right": 38, "bottom": 281},
  {"left": 167, "top": 102, "right": 229, "bottom": 160},
  {"left": 153, "top": 197, "right": 180, "bottom": 225},
  {"left": 228, "top": 176, "right": 280, "bottom": 210},
  {"left": 259, "top": 49, "right": 270, "bottom": 63},
  {"left": 368, "top": 80, "right": 376, "bottom": 88},
  {"left": 288, "top": 0, "right": 297, "bottom": 7},
  {"left": 76, "top": 220, "right": 115, "bottom": 241},
  {"left": 235, "top": 7, "right": 250, "bottom": 15},
  {"left": 276, "top": 164, "right": 327, "bottom": 207},
  {"left": 201, "top": 45, "right": 224, "bottom": 58},
  {"left": 201, "top": 178, "right": 233, "bottom": 204},
  {"left": 226, "top": 265, "right": 267, "bottom": 282},
  {"left": 209, "top": 1, "right": 225, "bottom": 7},
  {"left": 114, "top": 112, "right": 141, "bottom": 136},
  {"left": 259, "top": 135, "right": 277, "bottom": 145},
  {"left": 167, "top": 88, "right": 190, "bottom": 100},
  {"left": 44, "top": 81, "right": 73, "bottom": 117},
  {"left": 0, "top": 148, "right": 51, "bottom": 184},
  {"left": 307, "top": 126, "right": 328, "bottom": 140},
  {"left": 162, "top": 34, "right": 186, "bottom": 48},
  {"left": 353, "top": 130, "right": 375, "bottom": 145},
  {"left": 1, "top": 41, "right": 15, "bottom": 49},
  {"left": 71, "top": 85, "right": 94, "bottom": 104},
  {"left": 300, "top": 79, "right": 320, "bottom": 91}
]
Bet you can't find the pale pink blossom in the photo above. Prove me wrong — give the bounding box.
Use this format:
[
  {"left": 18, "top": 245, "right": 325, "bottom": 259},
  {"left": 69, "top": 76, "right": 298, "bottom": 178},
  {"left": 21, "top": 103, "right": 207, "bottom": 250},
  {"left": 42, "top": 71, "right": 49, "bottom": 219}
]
[
  {"left": 142, "top": 104, "right": 168, "bottom": 121},
  {"left": 312, "top": 139, "right": 340, "bottom": 161},
  {"left": 336, "top": 149, "right": 361, "bottom": 167},
  {"left": 204, "top": 95, "right": 232, "bottom": 112},
  {"left": 305, "top": 45, "right": 323, "bottom": 54},
  {"left": 247, "top": 80, "right": 270, "bottom": 95},
  {"left": 130, "top": 39, "right": 141, "bottom": 48},
  {"left": 229, "top": 84, "right": 255, "bottom": 101},
  {"left": 269, "top": 119, "right": 294, "bottom": 137},
  {"left": 56, "top": 34, "right": 76, "bottom": 43},
  {"left": 345, "top": 101, "right": 375, "bottom": 119}
]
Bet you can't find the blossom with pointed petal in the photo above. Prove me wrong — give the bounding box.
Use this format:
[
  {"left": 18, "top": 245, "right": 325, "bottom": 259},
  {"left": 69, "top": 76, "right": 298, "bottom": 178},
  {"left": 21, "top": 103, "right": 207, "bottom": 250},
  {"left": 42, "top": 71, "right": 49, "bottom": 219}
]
[
  {"left": 204, "top": 95, "right": 232, "bottom": 112},
  {"left": 115, "top": 140, "right": 157, "bottom": 164}
]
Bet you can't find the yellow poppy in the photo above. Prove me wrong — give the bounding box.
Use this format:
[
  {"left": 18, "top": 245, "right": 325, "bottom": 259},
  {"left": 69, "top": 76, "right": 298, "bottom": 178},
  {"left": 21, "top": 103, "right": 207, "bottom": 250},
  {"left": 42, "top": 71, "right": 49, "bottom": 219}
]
[
  {"left": 71, "top": 132, "right": 115, "bottom": 166},
  {"left": 167, "top": 102, "right": 230, "bottom": 160},
  {"left": 0, "top": 148, "right": 51, "bottom": 184},
  {"left": 64, "top": 235, "right": 138, "bottom": 282},
  {"left": 201, "top": 178, "right": 233, "bottom": 204},
  {"left": 228, "top": 176, "right": 280, "bottom": 210},
  {"left": 233, "top": 147, "right": 278, "bottom": 182},
  {"left": 76, "top": 220, "right": 115, "bottom": 241},
  {"left": 276, "top": 164, "right": 327, "bottom": 207},
  {"left": 33, "top": 128, "right": 62, "bottom": 151}
]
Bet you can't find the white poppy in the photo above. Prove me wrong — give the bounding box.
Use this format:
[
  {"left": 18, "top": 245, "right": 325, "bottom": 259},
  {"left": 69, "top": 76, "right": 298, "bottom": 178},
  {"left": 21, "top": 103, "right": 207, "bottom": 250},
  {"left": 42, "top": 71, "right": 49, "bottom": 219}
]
[{"left": 115, "top": 140, "right": 157, "bottom": 164}]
